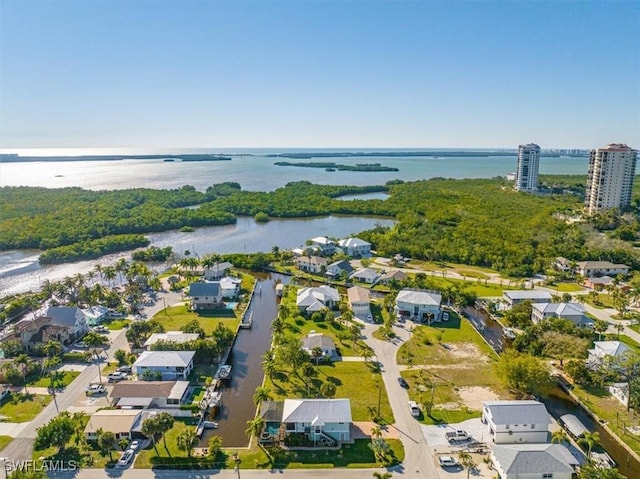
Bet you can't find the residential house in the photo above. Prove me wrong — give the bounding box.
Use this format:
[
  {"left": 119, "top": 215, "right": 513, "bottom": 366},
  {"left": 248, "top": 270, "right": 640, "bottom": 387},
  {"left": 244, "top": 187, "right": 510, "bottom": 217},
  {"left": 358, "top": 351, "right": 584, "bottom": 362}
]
[
  {"left": 530, "top": 303, "right": 590, "bottom": 327},
  {"left": 503, "top": 291, "right": 553, "bottom": 308},
  {"left": 110, "top": 381, "right": 190, "bottom": 409},
  {"left": 309, "top": 237, "right": 337, "bottom": 256},
  {"left": 143, "top": 332, "right": 200, "bottom": 350},
  {"left": 490, "top": 443, "right": 579, "bottom": 479},
  {"left": 554, "top": 257, "right": 573, "bottom": 272},
  {"left": 338, "top": 237, "right": 372, "bottom": 258},
  {"left": 81, "top": 305, "right": 109, "bottom": 327},
  {"left": 609, "top": 383, "right": 630, "bottom": 407},
  {"left": 584, "top": 275, "right": 615, "bottom": 290},
  {"left": 203, "top": 261, "right": 233, "bottom": 281},
  {"left": 378, "top": 270, "right": 408, "bottom": 286},
  {"left": 326, "top": 260, "right": 354, "bottom": 280},
  {"left": 395, "top": 289, "right": 442, "bottom": 322},
  {"left": 296, "top": 286, "right": 340, "bottom": 314},
  {"left": 587, "top": 341, "right": 631, "bottom": 369},
  {"left": 219, "top": 277, "right": 242, "bottom": 298},
  {"left": 350, "top": 268, "right": 379, "bottom": 284},
  {"left": 1, "top": 316, "right": 51, "bottom": 349},
  {"left": 482, "top": 400, "right": 551, "bottom": 444},
  {"left": 282, "top": 398, "right": 352, "bottom": 442},
  {"left": 45, "top": 306, "right": 89, "bottom": 342},
  {"left": 84, "top": 410, "right": 142, "bottom": 441},
  {"left": 133, "top": 351, "right": 195, "bottom": 380},
  {"left": 302, "top": 333, "right": 337, "bottom": 359},
  {"left": 296, "top": 256, "right": 329, "bottom": 274},
  {"left": 188, "top": 282, "right": 223, "bottom": 310},
  {"left": 575, "top": 261, "right": 629, "bottom": 278},
  {"left": 347, "top": 286, "right": 370, "bottom": 317}
]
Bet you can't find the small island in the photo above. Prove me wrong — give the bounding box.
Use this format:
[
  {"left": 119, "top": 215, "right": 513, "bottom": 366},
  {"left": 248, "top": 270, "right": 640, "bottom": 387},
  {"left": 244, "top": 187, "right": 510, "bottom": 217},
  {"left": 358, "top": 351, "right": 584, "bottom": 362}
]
[{"left": 274, "top": 161, "right": 399, "bottom": 172}]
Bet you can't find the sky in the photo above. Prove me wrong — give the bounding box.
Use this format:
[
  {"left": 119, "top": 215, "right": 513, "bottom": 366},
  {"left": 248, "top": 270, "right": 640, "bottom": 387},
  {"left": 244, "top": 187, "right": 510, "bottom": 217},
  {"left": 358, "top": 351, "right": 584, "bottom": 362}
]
[{"left": 1, "top": 0, "right": 639, "bottom": 151}]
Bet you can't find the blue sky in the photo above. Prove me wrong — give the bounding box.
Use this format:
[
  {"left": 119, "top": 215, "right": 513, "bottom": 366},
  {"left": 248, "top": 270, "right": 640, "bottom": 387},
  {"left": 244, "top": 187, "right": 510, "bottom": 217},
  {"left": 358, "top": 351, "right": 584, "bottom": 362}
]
[{"left": 1, "top": 0, "right": 638, "bottom": 150}]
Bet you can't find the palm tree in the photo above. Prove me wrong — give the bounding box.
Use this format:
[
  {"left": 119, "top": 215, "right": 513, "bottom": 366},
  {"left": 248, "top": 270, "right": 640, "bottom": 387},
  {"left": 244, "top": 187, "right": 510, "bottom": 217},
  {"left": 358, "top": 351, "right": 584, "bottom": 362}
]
[
  {"left": 142, "top": 416, "right": 161, "bottom": 455},
  {"left": 176, "top": 429, "right": 198, "bottom": 458},
  {"left": 43, "top": 340, "right": 62, "bottom": 358},
  {"left": 370, "top": 425, "right": 383, "bottom": 440},
  {"left": 245, "top": 417, "right": 265, "bottom": 442},
  {"left": 83, "top": 332, "right": 108, "bottom": 384},
  {"left": 156, "top": 412, "right": 175, "bottom": 452},
  {"left": 43, "top": 356, "right": 62, "bottom": 389},
  {"left": 581, "top": 431, "right": 600, "bottom": 460},
  {"left": 96, "top": 428, "right": 116, "bottom": 461},
  {"left": 458, "top": 450, "right": 475, "bottom": 479},
  {"left": 13, "top": 354, "right": 31, "bottom": 395},
  {"left": 252, "top": 386, "right": 272, "bottom": 405},
  {"left": 261, "top": 350, "right": 278, "bottom": 382},
  {"left": 551, "top": 429, "right": 568, "bottom": 444}
]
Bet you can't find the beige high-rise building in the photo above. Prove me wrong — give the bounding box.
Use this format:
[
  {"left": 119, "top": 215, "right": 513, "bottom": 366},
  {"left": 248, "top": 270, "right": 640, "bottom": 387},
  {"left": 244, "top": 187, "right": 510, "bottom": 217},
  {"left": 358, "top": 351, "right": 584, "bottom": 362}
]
[{"left": 585, "top": 143, "right": 637, "bottom": 215}]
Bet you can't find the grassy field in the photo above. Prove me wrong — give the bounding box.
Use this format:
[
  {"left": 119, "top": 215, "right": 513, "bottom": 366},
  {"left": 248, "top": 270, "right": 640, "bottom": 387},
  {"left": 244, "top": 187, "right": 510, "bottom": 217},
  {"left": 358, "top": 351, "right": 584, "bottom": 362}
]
[
  {"left": 153, "top": 303, "right": 240, "bottom": 335},
  {"left": 27, "top": 371, "right": 80, "bottom": 388},
  {"left": 584, "top": 293, "right": 616, "bottom": 309},
  {"left": 0, "top": 393, "right": 52, "bottom": 422},
  {"left": 396, "top": 316, "right": 507, "bottom": 424},
  {"left": 0, "top": 435, "right": 12, "bottom": 452},
  {"left": 552, "top": 282, "right": 586, "bottom": 292},
  {"left": 136, "top": 416, "right": 403, "bottom": 469},
  {"left": 103, "top": 318, "right": 132, "bottom": 330},
  {"left": 266, "top": 361, "right": 394, "bottom": 424}
]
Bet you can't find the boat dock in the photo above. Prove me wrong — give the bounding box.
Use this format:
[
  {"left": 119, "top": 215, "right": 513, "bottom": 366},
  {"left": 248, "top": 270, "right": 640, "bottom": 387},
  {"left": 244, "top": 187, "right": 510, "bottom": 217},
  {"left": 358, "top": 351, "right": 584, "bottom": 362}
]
[
  {"left": 214, "top": 364, "right": 232, "bottom": 381},
  {"left": 240, "top": 312, "right": 253, "bottom": 329}
]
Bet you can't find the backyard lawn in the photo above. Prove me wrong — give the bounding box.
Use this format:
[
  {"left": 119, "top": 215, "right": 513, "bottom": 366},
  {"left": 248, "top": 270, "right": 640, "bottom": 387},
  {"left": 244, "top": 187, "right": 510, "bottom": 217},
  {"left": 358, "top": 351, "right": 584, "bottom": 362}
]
[
  {"left": 0, "top": 393, "right": 52, "bottom": 422},
  {"left": 103, "top": 318, "right": 132, "bottom": 330},
  {"left": 153, "top": 303, "right": 240, "bottom": 335},
  {"left": 266, "top": 361, "right": 394, "bottom": 424},
  {"left": 552, "top": 282, "right": 585, "bottom": 293},
  {"left": 27, "top": 371, "right": 80, "bottom": 388}
]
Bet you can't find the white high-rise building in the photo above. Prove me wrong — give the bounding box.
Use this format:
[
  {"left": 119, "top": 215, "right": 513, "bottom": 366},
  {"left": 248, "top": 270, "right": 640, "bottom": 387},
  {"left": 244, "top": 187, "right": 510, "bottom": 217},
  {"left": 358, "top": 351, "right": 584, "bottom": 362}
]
[
  {"left": 514, "top": 143, "right": 541, "bottom": 192},
  {"left": 585, "top": 144, "right": 637, "bottom": 215}
]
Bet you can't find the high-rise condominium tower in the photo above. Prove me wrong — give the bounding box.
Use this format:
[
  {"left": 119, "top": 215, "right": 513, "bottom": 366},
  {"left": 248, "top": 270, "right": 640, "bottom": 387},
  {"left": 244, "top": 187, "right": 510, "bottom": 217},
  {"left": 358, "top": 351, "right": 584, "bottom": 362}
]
[
  {"left": 585, "top": 143, "right": 637, "bottom": 215},
  {"left": 514, "top": 143, "right": 541, "bottom": 192}
]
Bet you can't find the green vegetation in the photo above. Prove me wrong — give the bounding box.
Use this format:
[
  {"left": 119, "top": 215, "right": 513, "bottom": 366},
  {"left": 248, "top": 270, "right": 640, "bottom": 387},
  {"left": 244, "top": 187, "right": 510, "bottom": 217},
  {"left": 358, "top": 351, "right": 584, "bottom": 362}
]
[
  {"left": 0, "top": 394, "right": 52, "bottom": 422},
  {"left": 0, "top": 435, "right": 12, "bottom": 452},
  {"left": 153, "top": 303, "right": 241, "bottom": 335},
  {"left": 274, "top": 161, "right": 399, "bottom": 172},
  {"left": 27, "top": 371, "right": 79, "bottom": 388},
  {"left": 132, "top": 245, "right": 173, "bottom": 262},
  {"left": 103, "top": 318, "right": 131, "bottom": 330},
  {"left": 39, "top": 234, "right": 150, "bottom": 264}
]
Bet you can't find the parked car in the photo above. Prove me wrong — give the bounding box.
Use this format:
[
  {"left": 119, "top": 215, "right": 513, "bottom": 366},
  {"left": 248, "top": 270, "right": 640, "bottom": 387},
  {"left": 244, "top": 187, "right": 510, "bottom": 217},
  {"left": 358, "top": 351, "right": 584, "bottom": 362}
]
[
  {"left": 117, "top": 450, "right": 134, "bottom": 466},
  {"left": 93, "top": 325, "right": 109, "bottom": 333},
  {"left": 366, "top": 314, "right": 373, "bottom": 321},
  {"left": 408, "top": 400, "right": 420, "bottom": 417},
  {"left": 85, "top": 384, "right": 106, "bottom": 396},
  {"left": 445, "top": 430, "right": 471, "bottom": 442},
  {"left": 397, "top": 377, "right": 409, "bottom": 389},
  {"left": 128, "top": 440, "right": 140, "bottom": 452},
  {"left": 438, "top": 456, "right": 459, "bottom": 468},
  {"left": 442, "top": 311, "right": 449, "bottom": 321},
  {"left": 117, "top": 366, "right": 132, "bottom": 374},
  {"left": 108, "top": 372, "right": 128, "bottom": 383}
]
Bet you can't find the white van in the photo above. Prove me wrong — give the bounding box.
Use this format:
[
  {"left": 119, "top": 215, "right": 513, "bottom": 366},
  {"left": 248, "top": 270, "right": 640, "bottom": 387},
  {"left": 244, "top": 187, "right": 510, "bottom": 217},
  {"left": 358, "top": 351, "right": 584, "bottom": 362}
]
[{"left": 408, "top": 401, "right": 420, "bottom": 417}]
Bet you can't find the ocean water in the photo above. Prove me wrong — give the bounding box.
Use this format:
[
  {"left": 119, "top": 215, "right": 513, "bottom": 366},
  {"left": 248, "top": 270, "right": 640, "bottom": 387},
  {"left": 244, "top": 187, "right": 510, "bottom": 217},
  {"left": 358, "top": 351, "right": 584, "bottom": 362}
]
[{"left": 0, "top": 148, "right": 590, "bottom": 192}]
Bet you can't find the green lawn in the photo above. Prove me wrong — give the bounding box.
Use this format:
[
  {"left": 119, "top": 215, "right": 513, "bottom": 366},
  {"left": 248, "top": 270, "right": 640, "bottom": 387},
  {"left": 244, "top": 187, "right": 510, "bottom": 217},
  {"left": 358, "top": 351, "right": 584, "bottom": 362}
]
[
  {"left": 27, "top": 371, "right": 80, "bottom": 388},
  {"left": 103, "top": 318, "right": 132, "bottom": 330},
  {"left": 0, "top": 393, "right": 52, "bottom": 422},
  {"left": 266, "top": 361, "right": 394, "bottom": 424},
  {"left": 135, "top": 417, "right": 202, "bottom": 468},
  {"left": 605, "top": 333, "right": 640, "bottom": 353},
  {"left": 154, "top": 303, "right": 240, "bottom": 336},
  {"left": 0, "top": 435, "right": 12, "bottom": 452},
  {"left": 584, "top": 293, "right": 616, "bottom": 309},
  {"left": 552, "top": 282, "right": 585, "bottom": 292}
]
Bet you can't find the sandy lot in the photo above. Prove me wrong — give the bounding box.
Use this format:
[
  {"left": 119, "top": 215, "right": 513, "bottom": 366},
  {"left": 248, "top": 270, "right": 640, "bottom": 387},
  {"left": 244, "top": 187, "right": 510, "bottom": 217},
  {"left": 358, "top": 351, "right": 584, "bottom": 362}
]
[{"left": 458, "top": 386, "right": 500, "bottom": 410}]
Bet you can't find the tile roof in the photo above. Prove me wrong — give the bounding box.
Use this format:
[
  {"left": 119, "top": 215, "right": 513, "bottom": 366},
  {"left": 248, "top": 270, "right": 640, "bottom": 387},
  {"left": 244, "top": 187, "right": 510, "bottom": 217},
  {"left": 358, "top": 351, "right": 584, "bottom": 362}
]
[
  {"left": 110, "top": 381, "right": 178, "bottom": 399},
  {"left": 347, "top": 286, "right": 370, "bottom": 303}
]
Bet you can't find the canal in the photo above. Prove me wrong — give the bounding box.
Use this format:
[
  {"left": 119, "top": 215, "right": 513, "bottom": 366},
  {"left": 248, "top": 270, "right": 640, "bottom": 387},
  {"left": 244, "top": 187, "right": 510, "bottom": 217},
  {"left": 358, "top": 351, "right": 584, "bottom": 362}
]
[
  {"left": 203, "top": 278, "right": 278, "bottom": 448},
  {"left": 464, "top": 305, "right": 640, "bottom": 478}
]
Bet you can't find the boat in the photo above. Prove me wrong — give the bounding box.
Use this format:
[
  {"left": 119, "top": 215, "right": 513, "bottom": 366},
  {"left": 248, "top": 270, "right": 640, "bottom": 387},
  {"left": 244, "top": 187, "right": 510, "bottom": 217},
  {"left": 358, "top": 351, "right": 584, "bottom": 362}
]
[
  {"left": 240, "top": 312, "right": 253, "bottom": 329},
  {"left": 502, "top": 327, "right": 516, "bottom": 340},
  {"left": 559, "top": 414, "right": 588, "bottom": 439},
  {"left": 591, "top": 451, "right": 616, "bottom": 469},
  {"left": 215, "top": 364, "right": 232, "bottom": 380},
  {"left": 203, "top": 421, "right": 218, "bottom": 429}
]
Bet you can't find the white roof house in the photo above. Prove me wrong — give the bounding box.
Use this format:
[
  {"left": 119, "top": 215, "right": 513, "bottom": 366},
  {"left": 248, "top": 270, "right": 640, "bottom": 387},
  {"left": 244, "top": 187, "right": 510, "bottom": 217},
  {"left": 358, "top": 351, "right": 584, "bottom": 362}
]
[
  {"left": 282, "top": 398, "right": 352, "bottom": 425},
  {"left": 350, "top": 268, "right": 380, "bottom": 284},
  {"left": 143, "top": 332, "right": 200, "bottom": 349},
  {"left": 338, "top": 237, "right": 372, "bottom": 258},
  {"left": 503, "top": 290, "right": 553, "bottom": 307},
  {"left": 133, "top": 351, "right": 195, "bottom": 381},
  {"left": 531, "top": 302, "right": 589, "bottom": 326},
  {"left": 395, "top": 289, "right": 442, "bottom": 322},
  {"left": 575, "top": 261, "right": 629, "bottom": 278},
  {"left": 296, "top": 286, "right": 340, "bottom": 313},
  {"left": 491, "top": 443, "right": 579, "bottom": 479},
  {"left": 588, "top": 341, "right": 631, "bottom": 369},
  {"left": 482, "top": 400, "right": 551, "bottom": 444},
  {"left": 302, "top": 333, "right": 337, "bottom": 358}
]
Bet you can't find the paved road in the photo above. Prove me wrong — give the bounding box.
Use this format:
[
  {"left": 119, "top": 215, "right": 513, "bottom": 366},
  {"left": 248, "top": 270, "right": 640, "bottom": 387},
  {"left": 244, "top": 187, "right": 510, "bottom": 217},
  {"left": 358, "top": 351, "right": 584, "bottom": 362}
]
[{"left": 1, "top": 329, "right": 128, "bottom": 463}]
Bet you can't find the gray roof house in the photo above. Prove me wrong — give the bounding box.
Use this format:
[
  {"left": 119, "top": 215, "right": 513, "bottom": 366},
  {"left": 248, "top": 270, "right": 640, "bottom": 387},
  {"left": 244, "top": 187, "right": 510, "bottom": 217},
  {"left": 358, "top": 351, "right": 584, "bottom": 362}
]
[
  {"left": 296, "top": 286, "right": 340, "bottom": 313},
  {"left": 326, "top": 260, "right": 354, "bottom": 279},
  {"left": 188, "top": 282, "right": 223, "bottom": 310},
  {"left": 575, "top": 261, "right": 629, "bottom": 278},
  {"left": 503, "top": 290, "right": 553, "bottom": 307},
  {"left": 110, "top": 381, "right": 190, "bottom": 409},
  {"left": 490, "top": 443, "right": 579, "bottom": 479},
  {"left": 45, "top": 306, "right": 89, "bottom": 341},
  {"left": 337, "top": 237, "right": 371, "bottom": 258},
  {"left": 133, "top": 351, "right": 195, "bottom": 381},
  {"left": 350, "top": 268, "right": 380, "bottom": 284},
  {"left": 482, "top": 400, "right": 551, "bottom": 444},
  {"left": 282, "top": 398, "right": 352, "bottom": 443},
  {"left": 302, "top": 333, "right": 337, "bottom": 359},
  {"left": 203, "top": 261, "right": 233, "bottom": 281},
  {"left": 531, "top": 302, "right": 590, "bottom": 327},
  {"left": 395, "top": 289, "right": 442, "bottom": 323}
]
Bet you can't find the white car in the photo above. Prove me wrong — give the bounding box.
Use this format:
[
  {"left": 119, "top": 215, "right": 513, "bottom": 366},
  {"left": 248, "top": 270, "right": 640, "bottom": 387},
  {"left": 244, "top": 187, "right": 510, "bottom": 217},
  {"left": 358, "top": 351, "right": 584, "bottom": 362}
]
[
  {"left": 108, "top": 372, "right": 128, "bottom": 383},
  {"left": 117, "top": 450, "right": 134, "bottom": 466},
  {"left": 85, "top": 384, "right": 106, "bottom": 396},
  {"left": 128, "top": 440, "right": 140, "bottom": 452},
  {"left": 439, "top": 455, "right": 459, "bottom": 468},
  {"left": 408, "top": 400, "right": 420, "bottom": 417}
]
